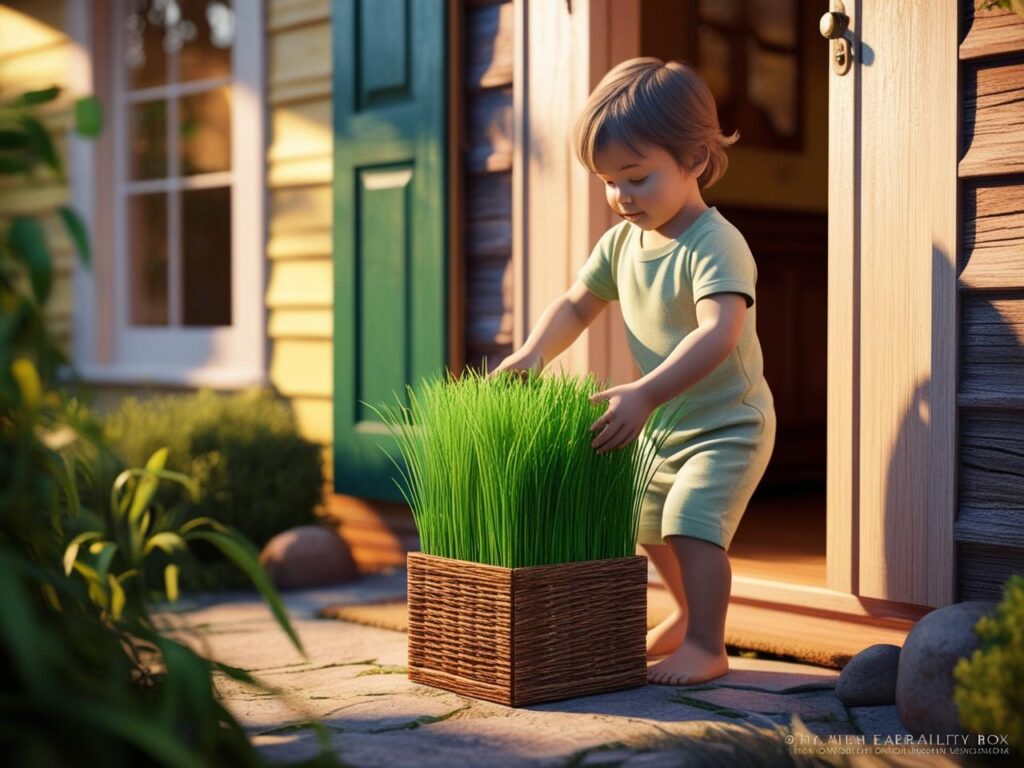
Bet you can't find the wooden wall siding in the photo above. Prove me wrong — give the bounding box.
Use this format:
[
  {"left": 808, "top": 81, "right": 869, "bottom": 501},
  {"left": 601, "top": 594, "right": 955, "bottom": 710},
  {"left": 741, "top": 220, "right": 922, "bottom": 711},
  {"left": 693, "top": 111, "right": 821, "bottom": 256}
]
[
  {"left": 959, "top": 294, "right": 1024, "bottom": 405},
  {"left": 956, "top": 1, "right": 1024, "bottom": 600},
  {"left": 0, "top": 0, "right": 74, "bottom": 348},
  {"left": 960, "top": 3, "right": 1024, "bottom": 59},
  {"left": 266, "top": 0, "right": 334, "bottom": 477},
  {"left": 464, "top": 0, "right": 515, "bottom": 370},
  {"left": 960, "top": 54, "right": 1024, "bottom": 177},
  {"left": 959, "top": 178, "right": 1024, "bottom": 290}
]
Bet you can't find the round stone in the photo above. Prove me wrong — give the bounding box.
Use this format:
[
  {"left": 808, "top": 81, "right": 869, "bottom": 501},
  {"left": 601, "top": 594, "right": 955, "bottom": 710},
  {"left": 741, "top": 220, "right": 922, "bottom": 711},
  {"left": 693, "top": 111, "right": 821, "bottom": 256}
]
[
  {"left": 836, "top": 643, "right": 901, "bottom": 706},
  {"left": 895, "top": 600, "right": 998, "bottom": 737},
  {"left": 259, "top": 525, "right": 359, "bottom": 589}
]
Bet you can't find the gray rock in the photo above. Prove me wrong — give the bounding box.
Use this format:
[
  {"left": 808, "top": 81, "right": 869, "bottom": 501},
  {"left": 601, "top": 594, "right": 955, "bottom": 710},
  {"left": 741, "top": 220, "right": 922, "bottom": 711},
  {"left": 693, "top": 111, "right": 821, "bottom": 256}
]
[
  {"left": 836, "top": 643, "right": 901, "bottom": 706},
  {"left": 259, "top": 525, "right": 359, "bottom": 589},
  {"left": 849, "top": 704, "right": 907, "bottom": 739},
  {"left": 895, "top": 600, "right": 997, "bottom": 737}
]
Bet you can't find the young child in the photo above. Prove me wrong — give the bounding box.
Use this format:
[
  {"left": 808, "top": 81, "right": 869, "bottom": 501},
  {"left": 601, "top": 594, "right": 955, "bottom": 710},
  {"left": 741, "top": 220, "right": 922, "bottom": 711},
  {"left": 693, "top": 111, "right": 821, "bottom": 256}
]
[{"left": 490, "top": 57, "right": 776, "bottom": 686}]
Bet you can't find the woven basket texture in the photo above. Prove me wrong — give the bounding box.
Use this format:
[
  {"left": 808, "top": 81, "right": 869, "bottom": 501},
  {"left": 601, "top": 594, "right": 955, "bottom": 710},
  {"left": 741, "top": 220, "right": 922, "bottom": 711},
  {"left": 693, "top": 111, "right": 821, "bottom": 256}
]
[{"left": 407, "top": 551, "right": 647, "bottom": 706}]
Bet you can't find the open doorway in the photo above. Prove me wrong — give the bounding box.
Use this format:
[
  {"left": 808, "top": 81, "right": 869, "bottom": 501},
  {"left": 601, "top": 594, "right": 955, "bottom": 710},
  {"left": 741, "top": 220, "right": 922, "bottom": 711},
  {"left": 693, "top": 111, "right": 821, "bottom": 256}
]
[{"left": 640, "top": 0, "right": 829, "bottom": 585}]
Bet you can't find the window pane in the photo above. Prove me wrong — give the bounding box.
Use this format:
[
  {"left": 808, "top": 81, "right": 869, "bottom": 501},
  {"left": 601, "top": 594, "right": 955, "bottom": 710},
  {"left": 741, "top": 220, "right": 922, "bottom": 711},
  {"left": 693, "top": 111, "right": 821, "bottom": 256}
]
[
  {"left": 124, "top": 0, "right": 168, "bottom": 89},
  {"left": 182, "top": 186, "right": 231, "bottom": 326},
  {"left": 747, "top": 41, "right": 798, "bottom": 137},
  {"left": 698, "top": 0, "right": 739, "bottom": 24},
  {"left": 179, "top": 0, "right": 234, "bottom": 82},
  {"left": 697, "top": 25, "right": 732, "bottom": 104},
  {"left": 129, "top": 99, "right": 167, "bottom": 179},
  {"left": 129, "top": 193, "right": 169, "bottom": 325},
  {"left": 180, "top": 87, "right": 231, "bottom": 175},
  {"left": 752, "top": 0, "right": 797, "bottom": 48}
]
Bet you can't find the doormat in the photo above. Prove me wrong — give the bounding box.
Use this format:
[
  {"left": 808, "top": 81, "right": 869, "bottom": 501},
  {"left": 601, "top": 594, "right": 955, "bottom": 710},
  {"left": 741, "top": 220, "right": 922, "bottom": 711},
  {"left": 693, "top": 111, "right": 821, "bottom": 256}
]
[
  {"left": 318, "top": 598, "right": 409, "bottom": 631},
  {"left": 317, "top": 592, "right": 848, "bottom": 669}
]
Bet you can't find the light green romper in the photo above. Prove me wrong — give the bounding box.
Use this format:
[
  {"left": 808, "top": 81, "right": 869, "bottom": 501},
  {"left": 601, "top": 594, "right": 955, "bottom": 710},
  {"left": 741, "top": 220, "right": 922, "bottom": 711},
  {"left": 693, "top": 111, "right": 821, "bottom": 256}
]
[{"left": 577, "top": 206, "right": 777, "bottom": 551}]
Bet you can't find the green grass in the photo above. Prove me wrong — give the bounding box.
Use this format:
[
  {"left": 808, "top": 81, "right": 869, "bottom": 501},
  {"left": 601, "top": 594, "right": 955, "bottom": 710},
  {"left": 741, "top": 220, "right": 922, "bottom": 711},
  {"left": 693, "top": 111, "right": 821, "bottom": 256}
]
[{"left": 369, "top": 368, "right": 683, "bottom": 568}]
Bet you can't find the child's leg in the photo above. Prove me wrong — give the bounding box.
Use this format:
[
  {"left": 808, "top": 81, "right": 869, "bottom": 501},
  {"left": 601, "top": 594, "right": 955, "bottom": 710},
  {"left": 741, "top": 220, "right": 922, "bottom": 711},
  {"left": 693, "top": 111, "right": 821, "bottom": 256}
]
[
  {"left": 646, "top": 534, "right": 731, "bottom": 685},
  {"left": 640, "top": 542, "right": 689, "bottom": 657}
]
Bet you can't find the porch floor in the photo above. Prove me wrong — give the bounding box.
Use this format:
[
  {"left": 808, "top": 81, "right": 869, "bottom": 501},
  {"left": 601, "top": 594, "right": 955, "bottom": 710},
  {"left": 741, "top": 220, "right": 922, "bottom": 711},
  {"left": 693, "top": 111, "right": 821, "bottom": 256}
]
[
  {"left": 729, "top": 485, "right": 827, "bottom": 587},
  {"left": 157, "top": 571, "right": 948, "bottom": 767}
]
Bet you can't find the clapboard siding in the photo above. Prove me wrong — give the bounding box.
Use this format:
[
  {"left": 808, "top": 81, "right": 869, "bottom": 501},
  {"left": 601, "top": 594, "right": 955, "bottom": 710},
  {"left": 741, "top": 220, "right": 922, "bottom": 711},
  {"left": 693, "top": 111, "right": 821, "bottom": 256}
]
[
  {"left": 0, "top": 1, "right": 74, "bottom": 349},
  {"left": 960, "top": 3, "right": 1024, "bottom": 60},
  {"left": 959, "top": 54, "right": 1024, "bottom": 178},
  {"left": 959, "top": 410, "right": 1024, "bottom": 508},
  {"left": 959, "top": 177, "right": 1024, "bottom": 290},
  {"left": 266, "top": 0, "right": 336, "bottom": 479},
  {"left": 959, "top": 293, "right": 1024, "bottom": 410},
  {"left": 956, "top": 1, "right": 1024, "bottom": 600},
  {"left": 464, "top": 0, "right": 515, "bottom": 370},
  {"left": 957, "top": 544, "right": 1024, "bottom": 600}
]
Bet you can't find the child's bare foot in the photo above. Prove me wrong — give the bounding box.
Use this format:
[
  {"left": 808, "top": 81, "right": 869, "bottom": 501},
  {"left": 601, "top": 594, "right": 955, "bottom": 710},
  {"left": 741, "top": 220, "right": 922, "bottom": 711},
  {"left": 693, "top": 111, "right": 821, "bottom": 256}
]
[
  {"left": 646, "top": 638, "right": 729, "bottom": 685},
  {"left": 646, "top": 608, "right": 687, "bottom": 658}
]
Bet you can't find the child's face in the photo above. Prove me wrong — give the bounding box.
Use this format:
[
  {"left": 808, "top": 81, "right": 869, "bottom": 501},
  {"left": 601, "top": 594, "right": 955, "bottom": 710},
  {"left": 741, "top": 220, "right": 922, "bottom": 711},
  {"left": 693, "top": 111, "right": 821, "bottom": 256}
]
[{"left": 592, "top": 141, "right": 700, "bottom": 230}]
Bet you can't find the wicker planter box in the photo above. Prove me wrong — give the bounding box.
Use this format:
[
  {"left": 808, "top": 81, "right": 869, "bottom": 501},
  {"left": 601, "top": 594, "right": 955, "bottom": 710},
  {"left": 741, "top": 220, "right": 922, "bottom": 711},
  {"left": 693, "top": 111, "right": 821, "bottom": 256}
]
[{"left": 407, "top": 551, "right": 648, "bottom": 707}]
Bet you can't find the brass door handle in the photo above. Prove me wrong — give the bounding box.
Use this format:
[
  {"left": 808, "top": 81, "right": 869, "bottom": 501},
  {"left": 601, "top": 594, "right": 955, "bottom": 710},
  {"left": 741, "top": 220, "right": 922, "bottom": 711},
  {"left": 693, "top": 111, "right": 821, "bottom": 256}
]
[
  {"left": 820, "top": 9, "right": 852, "bottom": 76},
  {"left": 819, "top": 11, "right": 849, "bottom": 40}
]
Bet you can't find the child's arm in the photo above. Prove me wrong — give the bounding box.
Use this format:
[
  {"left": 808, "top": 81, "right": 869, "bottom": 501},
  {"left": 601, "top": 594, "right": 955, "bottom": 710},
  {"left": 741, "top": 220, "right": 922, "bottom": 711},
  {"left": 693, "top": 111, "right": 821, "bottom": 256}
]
[
  {"left": 589, "top": 293, "right": 746, "bottom": 453},
  {"left": 489, "top": 280, "right": 609, "bottom": 377}
]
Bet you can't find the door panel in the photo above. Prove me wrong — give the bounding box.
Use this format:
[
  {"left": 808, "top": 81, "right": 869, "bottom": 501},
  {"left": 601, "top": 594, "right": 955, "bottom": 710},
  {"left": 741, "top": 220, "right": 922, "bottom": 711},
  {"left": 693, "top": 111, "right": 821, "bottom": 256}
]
[
  {"left": 827, "top": 0, "right": 958, "bottom": 606},
  {"left": 333, "top": 0, "right": 447, "bottom": 500}
]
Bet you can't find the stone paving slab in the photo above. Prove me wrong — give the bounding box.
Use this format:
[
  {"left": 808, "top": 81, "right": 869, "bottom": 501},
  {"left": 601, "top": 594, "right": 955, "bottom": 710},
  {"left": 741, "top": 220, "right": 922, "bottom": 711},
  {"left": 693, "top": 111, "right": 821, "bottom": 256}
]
[
  {"left": 849, "top": 704, "right": 909, "bottom": 740},
  {"left": 157, "top": 572, "right": 963, "bottom": 768}
]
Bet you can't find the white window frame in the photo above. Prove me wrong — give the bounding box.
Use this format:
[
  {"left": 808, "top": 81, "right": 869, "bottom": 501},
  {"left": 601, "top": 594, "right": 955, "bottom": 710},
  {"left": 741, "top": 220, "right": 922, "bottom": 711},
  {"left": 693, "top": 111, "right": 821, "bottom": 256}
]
[{"left": 69, "top": 0, "right": 266, "bottom": 388}]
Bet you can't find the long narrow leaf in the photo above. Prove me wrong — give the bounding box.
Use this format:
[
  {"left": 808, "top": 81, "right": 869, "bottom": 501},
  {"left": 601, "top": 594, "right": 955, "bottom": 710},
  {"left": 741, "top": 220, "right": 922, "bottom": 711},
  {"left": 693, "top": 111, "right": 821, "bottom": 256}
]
[
  {"left": 19, "top": 114, "right": 61, "bottom": 176},
  {"left": 108, "top": 573, "right": 126, "bottom": 619},
  {"left": 128, "top": 448, "right": 169, "bottom": 524},
  {"left": 184, "top": 530, "right": 305, "bottom": 656},
  {"left": 58, "top": 205, "right": 91, "bottom": 268},
  {"left": 144, "top": 532, "right": 186, "bottom": 556},
  {"left": 164, "top": 564, "right": 179, "bottom": 602},
  {"left": 63, "top": 531, "right": 102, "bottom": 575}
]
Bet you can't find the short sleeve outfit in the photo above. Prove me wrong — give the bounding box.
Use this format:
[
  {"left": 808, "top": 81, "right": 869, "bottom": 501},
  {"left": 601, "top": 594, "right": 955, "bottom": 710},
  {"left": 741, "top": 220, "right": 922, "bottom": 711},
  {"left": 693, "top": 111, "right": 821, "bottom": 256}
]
[{"left": 576, "top": 206, "right": 777, "bottom": 551}]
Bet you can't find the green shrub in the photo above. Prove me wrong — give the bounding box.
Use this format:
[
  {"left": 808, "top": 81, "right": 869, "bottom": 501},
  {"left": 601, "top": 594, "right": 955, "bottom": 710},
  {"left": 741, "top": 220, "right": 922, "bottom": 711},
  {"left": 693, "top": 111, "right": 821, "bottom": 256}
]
[
  {"left": 372, "top": 367, "right": 682, "bottom": 567},
  {"left": 0, "top": 85, "right": 336, "bottom": 767},
  {"left": 96, "top": 388, "right": 324, "bottom": 580},
  {"left": 954, "top": 573, "right": 1024, "bottom": 756}
]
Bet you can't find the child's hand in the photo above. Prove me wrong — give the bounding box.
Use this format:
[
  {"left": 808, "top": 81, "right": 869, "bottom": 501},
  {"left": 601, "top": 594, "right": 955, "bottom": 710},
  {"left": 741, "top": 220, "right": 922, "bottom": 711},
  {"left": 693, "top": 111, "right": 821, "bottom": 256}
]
[
  {"left": 588, "top": 383, "right": 656, "bottom": 454},
  {"left": 487, "top": 351, "right": 545, "bottom": 380}
]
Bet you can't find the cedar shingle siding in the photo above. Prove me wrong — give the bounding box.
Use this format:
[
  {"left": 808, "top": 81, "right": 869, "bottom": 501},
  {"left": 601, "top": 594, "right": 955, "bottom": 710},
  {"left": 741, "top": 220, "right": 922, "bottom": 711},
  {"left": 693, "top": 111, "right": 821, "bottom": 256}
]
[{"left": 956, "top": 2, "right": 1024, "bottom": 599}]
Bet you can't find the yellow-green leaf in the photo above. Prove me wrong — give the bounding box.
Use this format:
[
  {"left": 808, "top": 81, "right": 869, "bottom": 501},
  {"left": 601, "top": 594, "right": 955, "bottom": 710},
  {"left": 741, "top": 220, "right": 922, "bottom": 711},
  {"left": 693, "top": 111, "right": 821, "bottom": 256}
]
[
  {"left": 11, "top": 358, "right": 41, "bottom": 409},
  {"left": 178, "top": 516, "right": 230, "bottom": 536},
  {"left": 109, "top": 575, "right": 125, "bottom": 619},
  {"left": 144, "top": 532, "right": 186, "bottom": 556},
  {"left": 64, "top": 531, "right": 102, "bottom": 575},
  {"left": 128, "top": 447, "right": 169, "bottom": 524},
  {"left": 164, "top": 564, "right": 179, "bottom": 602}
]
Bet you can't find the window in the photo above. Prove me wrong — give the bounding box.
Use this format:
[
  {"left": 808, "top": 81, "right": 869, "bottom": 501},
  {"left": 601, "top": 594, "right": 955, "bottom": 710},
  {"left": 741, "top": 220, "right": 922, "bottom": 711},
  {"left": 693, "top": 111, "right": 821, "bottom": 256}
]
[
  {"left": 72, "top": 0, "right": 265, "bottom": 387},
  {"left": 695, "top": 0, "right": 803, "bottom": 152}
]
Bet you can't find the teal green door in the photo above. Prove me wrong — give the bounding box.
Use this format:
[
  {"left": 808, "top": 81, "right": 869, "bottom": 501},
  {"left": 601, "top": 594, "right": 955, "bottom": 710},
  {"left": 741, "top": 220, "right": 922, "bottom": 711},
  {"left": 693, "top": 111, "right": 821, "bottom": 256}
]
[{"left": 332, "top": 0, "right": 448, "bottom": 500}]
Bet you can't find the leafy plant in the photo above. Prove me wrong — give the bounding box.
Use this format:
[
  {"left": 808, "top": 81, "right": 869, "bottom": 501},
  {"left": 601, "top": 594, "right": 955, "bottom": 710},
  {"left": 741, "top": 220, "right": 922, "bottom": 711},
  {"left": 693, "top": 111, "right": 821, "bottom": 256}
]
[
  {"left": 0, "top": 85, "right": 337, "bottom": 766},
  {"left": 953, "top": 574, "right": 1024, "bottom": 756},
  {"left": 371, "top": 367, "right": 683, "bottom": 567},
  {"left": 92, "top": 387, "right": 325, "bottom": 588}
]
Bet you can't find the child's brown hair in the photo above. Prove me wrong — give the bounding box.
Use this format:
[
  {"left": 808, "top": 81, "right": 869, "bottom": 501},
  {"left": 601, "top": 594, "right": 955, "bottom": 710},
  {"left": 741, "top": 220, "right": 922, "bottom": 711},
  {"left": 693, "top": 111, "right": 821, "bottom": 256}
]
[{"left": 572, "top": 57, "right": 739, "bottom": 189}]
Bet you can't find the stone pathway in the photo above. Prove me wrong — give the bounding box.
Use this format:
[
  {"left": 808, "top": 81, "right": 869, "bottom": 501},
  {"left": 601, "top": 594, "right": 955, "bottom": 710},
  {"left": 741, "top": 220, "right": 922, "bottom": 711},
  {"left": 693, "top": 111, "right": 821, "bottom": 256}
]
[{"left": 157, "top": 570, "right": 956, "bottom": 767}]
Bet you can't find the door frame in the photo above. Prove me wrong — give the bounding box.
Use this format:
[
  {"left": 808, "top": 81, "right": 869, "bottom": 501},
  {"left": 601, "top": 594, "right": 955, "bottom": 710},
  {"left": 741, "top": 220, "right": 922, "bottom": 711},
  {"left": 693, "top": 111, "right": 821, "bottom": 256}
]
[{"left": 528, "top": 0, "right": 956, "bottom": 619}]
